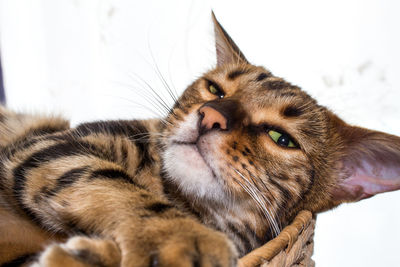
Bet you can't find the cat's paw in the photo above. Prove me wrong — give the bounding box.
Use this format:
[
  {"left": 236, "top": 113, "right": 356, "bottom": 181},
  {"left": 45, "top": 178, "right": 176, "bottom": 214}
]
[
  {"left": 32, "top": 236, "right": 121, "bottom": 267},
  {"left": 119, "top": 218, "right": 238, "bottom": 267}
]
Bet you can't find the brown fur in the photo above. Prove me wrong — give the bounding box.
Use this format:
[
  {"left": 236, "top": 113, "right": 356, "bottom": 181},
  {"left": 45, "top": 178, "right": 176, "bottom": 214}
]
[{"left": 0, "top": 13, "right": 399, "bottom": 267}]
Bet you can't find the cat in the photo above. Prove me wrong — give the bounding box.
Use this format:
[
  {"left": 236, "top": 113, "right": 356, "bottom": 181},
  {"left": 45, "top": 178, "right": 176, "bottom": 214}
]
[{"left": 1, "top": 12, "right": 400, "bottom": 267}]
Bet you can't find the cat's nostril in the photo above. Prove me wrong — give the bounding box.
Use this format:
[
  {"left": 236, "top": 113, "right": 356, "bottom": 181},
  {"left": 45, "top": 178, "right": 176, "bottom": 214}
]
[{"left": 212, "top": 123, "right": 221, "bottom": 129}]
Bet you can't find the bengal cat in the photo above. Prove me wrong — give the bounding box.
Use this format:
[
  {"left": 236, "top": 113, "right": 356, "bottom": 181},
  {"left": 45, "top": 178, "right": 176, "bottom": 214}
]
[{"left": 1, "top": 13, "right": 399, "bottom": 267}]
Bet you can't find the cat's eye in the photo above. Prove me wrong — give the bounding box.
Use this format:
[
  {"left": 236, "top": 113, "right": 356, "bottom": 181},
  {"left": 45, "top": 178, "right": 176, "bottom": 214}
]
[
  {"left": 268, "top": 130, "right": 297, "bottom": 148},
  {"left": 208, "top": 82, "right": 225, "bottom": 99}
]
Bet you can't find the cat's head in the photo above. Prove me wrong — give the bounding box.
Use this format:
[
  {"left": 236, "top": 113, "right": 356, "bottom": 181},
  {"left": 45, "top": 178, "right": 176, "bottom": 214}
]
[{"left": 161, "top": 13, "right": 400, "bottom": 235}]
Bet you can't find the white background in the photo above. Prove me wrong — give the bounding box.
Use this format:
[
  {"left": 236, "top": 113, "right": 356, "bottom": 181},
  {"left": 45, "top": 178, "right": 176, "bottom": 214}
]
[{"left": 1, "top": 1, "right": 400, "bottom": 266}]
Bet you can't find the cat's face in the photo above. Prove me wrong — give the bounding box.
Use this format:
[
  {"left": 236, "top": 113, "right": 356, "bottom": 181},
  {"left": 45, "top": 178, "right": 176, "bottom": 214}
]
[
  {"left": 161, "top": 13, "right": 400, "bottom": 236},
  {"left": 162, "top": 63, "right": 329, "bottom": 229}
]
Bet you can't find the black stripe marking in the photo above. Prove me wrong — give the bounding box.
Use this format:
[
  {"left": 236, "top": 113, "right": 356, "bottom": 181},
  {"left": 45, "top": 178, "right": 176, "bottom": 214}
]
[
  {"left": 28, "top": 124, "right": 68, "bottom": 138},
  {"left": 300, "top": 168, "right": 315, "bottom": 200},
  {"left": 145, "top": 202, "right": 174, "bottom": 213},
  {"left": 90, "top": 168, "right": 144, "bottom": 188},
  {"left": 227, "top": 69, "right": 248, "bottom": 80},
  {"left": 120, "top": 143, "right": 129, "bottom": 167},
  {"left": 108, "top": 141, "right": 118, "bottom": 162},
  {"left": 1, "top": 253, "right": 36, "bottom": 267},
  {"left": 42, "top": 167, "right": 89, "bottom": 198},
  {"left": 75, "top": 120, "right": 152, "bottom": 172},
  {"left": 268, "top": 178, "right": 292, "bottom": 221},
  {"left": 64, "top": 219, "right": 89, "bottom": 235},
  {"left": 280, "top": 92, "right": 298, "bottom": 97},
  {"left": 55, "top": 167, "right": 88, "bottom": 192},
  {"left": 2, "top": 124, "right": 69, "bottom": 160},
  {"left": 283, "top": 106, "right": 304, "bottom": 117},
  {"left": 227, "top": 222, "right": 253, "bottom": 254},
  {"left": 256, "top": 73, "right": 269, "bottom": 82},
  {"left": 263, "top": 80, "right": 288, "bottom": 90},
  {"left": 0, "top": 163, "right": 6, "bottom": 191},
  {"left": 269, "top": 178, "right": 291, "bottom": 203},
  {"left": 12, "top": 140, "right": 109, "bottom": 220},
  {"left": 4, "top": 138, "right": 41, "bottom": 159},
  {"left": 275, "top": 174, "right": 290, "bottom": 181}
]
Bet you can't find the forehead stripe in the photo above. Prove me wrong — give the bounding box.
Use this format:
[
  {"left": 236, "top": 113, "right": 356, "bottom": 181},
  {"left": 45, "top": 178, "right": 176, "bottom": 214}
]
[
  {"left": 282, "top": 105, "right": 304, "bottom": 117},
  {"left": 263, "top": 80, "right": 289, "bottom": 90},
  {"left": 227, "top": 69, "right": 249, "bottom": 80},
  {"left": 256, "top": 73, "right": 269, "bottom": 82}
]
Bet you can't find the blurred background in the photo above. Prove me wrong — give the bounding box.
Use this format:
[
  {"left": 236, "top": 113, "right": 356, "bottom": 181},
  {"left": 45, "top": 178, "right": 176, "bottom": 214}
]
[{"left": 0, "top": 0, "right": 399, "bottom": 266}]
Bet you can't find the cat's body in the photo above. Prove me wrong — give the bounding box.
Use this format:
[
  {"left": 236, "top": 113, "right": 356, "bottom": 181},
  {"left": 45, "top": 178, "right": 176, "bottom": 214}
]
[{"left": 1, "top": 14, "right": 400, "bottom": 267}]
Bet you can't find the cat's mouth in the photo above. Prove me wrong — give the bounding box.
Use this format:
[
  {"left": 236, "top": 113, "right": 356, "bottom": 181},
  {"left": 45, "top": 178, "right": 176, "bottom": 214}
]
[{"left": 171, "top": 140, "right": 217, "bottom": 178}]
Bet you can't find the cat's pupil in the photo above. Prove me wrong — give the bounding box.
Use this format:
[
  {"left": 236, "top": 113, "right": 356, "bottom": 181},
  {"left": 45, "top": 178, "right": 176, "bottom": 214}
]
[{"left": 277, "top": 134, "right": 290, "bottom": 146}]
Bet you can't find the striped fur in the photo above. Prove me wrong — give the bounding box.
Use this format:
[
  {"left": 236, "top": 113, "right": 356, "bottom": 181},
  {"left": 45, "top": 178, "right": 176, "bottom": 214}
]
[{"left": 1, "top": 14, "right": 400, "bottom": 267}]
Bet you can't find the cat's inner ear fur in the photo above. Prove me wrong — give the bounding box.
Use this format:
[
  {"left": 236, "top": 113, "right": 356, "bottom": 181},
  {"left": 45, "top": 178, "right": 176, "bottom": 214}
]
[
  {"left": 330, "top": 114, "right": 400, "bottom": 204},
  {"left": 211, "top": 12, "right": 249, "bottom": 66}
]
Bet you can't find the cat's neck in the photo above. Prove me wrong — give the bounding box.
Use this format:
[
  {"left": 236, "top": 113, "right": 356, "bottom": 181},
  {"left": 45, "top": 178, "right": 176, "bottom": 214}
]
[{"left": 160, "top": 170, "right": 273, "bottom": 255}]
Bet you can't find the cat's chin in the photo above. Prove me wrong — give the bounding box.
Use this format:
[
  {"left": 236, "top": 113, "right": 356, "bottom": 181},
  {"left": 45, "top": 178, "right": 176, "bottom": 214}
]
[{"left": 162, "top": 141, "right": 228, "bottom": 203}]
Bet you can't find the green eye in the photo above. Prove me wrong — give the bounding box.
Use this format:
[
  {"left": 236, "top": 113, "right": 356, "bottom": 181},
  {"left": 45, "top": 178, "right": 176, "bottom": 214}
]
[
  {"left": 209, "top": 84, "right": 218, "bottom": 94},
  {"left": 268, "top": 130, "right": 297, "bottom": 148},
  {"left": 208, "top": 82, "right": 224, "bottom": 98}
]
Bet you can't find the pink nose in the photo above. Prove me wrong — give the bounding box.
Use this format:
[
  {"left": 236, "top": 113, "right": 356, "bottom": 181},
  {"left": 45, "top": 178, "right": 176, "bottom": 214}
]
[{"left": 199, "top": 106, "right": 227, "bottom": 130}]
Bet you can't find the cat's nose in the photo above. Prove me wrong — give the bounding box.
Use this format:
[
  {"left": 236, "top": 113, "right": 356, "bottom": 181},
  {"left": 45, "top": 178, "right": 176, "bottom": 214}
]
[
  {"left": 199, "top": 106, "right": 228, "bottom": 131},
  {"left": 198, "top": 99, "right": 244, "bottom": 134}
]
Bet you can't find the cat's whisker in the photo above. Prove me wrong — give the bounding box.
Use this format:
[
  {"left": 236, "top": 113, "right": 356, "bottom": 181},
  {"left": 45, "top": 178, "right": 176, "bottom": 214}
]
[
  {"left": 126, "top": 72, "right": 183, "bottom": 123},
  {"left": 233, "top": 169, "right": 281, "bottom": 237},
  {"left": 166, "top": 46, "right": 181, "bottom": 104},
  {"left": 112, "top": 82, "right": 171, "bottom": 121},
  {"left": 236, "top": 170, "right": 281, "bottom": 237},
  {"left": 245, "top": 172, "right": 276, "bottom": 212},
  {"left": 127, "top": 132, "right": 170, "bottom": 144},
  {"left": 125, "top": 74, "right": 172, "bottom": 117},
  {"left": 257, "top": 171, "right": 284, "bottom": 231},
  {"left": 147, "top": 38, "right": 180, "bottom": 104},
  {"left": 233, "top": 177, "right": 280, "bottom": 238},
  {"left": 127, "top": 73, "right": 172, "bottom": 110},
  {"left": 112, "top": 79, "right": 167, "bottom": 111},
  {"left": 147, "top": 50, "right": 186, "bottom": 114}
]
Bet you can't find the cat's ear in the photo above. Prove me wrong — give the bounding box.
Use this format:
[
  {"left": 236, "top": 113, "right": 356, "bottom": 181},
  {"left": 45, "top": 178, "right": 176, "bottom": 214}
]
[
  {"left": 331, "top": 116, "right": 400, "bottom": 204},
  {"left": 211, "top": 12, "right": 249, "bottom": 66}
]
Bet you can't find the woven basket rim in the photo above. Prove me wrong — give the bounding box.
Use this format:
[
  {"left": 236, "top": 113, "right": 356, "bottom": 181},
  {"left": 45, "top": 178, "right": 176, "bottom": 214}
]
[{"left": 238, "top": 210, "right": 314, "bottom": 267}]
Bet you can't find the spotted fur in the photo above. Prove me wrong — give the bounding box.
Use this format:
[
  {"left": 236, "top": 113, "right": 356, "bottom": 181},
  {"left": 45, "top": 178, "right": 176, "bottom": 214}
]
[{"left": 1, "top": 13, "right": 400, "bottom": 267}]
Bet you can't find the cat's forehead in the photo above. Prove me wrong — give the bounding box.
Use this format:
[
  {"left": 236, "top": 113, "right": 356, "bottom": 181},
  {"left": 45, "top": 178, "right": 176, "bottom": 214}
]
[{"left": 204, "top": 64, "right": 323, "bottom": 122}]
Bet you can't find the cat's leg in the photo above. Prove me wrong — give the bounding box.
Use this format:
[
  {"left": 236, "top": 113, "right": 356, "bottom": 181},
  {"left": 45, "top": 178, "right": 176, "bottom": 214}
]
[
  {"left": 2, "top": 136, "right": 237, "bottom": 267},
  {"left": 33, "top": 225, "right": 237, "bottom": 267},
  {"left": 32, "top": 236, "right": 121, "bottom": 267}
]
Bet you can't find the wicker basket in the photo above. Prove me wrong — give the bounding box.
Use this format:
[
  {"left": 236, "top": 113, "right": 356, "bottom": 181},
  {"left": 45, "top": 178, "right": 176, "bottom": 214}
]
[{"left": 239, "top": 210, "right": 315, "bottom": 267}]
